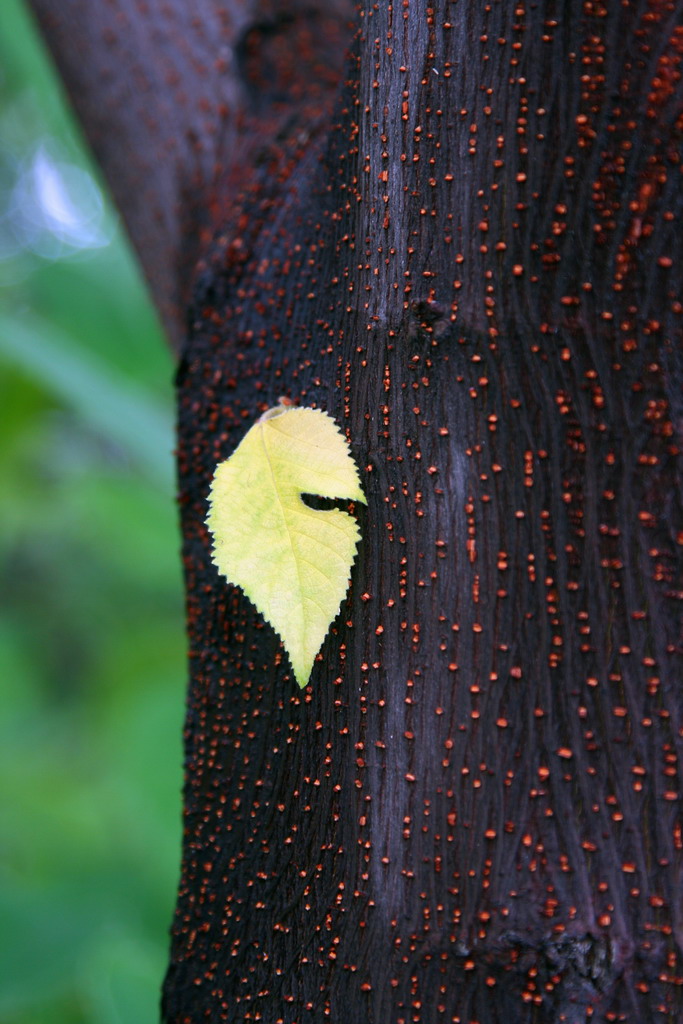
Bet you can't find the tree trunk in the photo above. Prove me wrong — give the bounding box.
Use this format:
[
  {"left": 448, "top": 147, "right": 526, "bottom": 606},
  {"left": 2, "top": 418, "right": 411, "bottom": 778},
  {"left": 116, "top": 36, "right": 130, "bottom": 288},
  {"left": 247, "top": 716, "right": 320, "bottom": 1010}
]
[{"left": 28, "top": 0, "right": 682, "bottom": 1020}]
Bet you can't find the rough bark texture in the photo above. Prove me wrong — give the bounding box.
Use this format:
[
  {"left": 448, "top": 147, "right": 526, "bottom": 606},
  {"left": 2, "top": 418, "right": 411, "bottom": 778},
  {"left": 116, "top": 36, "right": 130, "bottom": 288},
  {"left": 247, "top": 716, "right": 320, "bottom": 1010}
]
[{"left": 29, "top": 0, "right": 682, "bottom": 1021}]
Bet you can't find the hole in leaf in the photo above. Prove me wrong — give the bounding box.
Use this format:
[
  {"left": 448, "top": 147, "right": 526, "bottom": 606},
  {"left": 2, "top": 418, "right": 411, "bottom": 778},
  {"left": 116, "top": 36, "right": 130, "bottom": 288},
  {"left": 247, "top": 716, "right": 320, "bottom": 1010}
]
[{"left": 301, "top": 493, "right": 356, "bottom": 513}]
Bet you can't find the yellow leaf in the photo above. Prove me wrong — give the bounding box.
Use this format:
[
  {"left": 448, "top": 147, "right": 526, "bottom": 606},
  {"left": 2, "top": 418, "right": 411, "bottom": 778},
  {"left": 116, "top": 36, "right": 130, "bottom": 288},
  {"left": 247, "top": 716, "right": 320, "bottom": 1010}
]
[{"left": 207, "top": 402, "right": 366, "bottom": 687}]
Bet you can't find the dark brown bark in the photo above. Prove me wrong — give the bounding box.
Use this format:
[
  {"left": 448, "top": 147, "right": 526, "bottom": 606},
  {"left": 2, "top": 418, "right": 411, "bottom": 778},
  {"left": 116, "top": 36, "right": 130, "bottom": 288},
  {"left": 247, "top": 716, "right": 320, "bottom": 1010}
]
[{"left": 29, "top": 0, "right": 682, "bottom": 1021}]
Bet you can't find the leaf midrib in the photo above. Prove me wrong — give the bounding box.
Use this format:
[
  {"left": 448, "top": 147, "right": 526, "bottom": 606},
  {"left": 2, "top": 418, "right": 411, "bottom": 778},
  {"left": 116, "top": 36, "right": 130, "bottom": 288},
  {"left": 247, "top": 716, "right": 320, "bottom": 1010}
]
[{"left": 259, "top": 420, "right": 309, "bottom": 646}]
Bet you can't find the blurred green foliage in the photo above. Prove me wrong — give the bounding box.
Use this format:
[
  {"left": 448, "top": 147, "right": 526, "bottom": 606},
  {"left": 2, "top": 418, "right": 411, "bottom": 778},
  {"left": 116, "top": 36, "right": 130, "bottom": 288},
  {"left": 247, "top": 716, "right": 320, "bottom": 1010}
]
[{"left": 0, "top": 3, "right": 185, "bottom": 1022}]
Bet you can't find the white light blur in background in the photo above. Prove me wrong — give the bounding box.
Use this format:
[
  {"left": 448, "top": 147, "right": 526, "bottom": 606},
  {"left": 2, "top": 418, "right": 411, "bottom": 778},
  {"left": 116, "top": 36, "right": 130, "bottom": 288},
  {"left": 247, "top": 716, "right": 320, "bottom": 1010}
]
[{"left": 2, "top": 141, "right": 112, "bottom": 262}]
